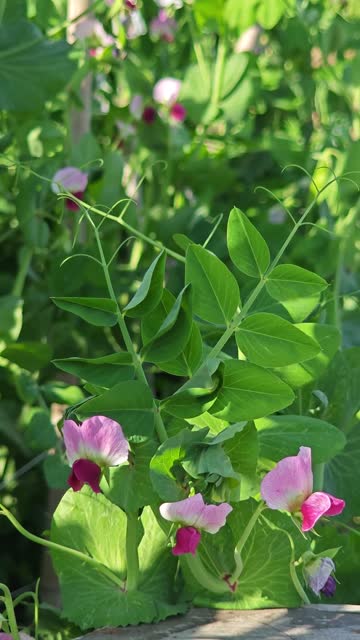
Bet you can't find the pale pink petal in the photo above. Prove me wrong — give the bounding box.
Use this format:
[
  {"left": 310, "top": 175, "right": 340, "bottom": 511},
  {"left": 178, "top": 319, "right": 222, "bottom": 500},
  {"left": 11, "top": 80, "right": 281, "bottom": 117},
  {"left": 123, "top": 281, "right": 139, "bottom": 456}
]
[
  {"left": 301, "top": 492, "right": 332, "bottom": 531},
  {"left": 323, "top": 493, "right": 345, "bottom": 516},
  {"left": 52, "top": 167, "right": 88, "bottom": 194},
  {"left": 195, "top": 502, "right": 233, "bottom": 534},
  {"left": 160, "top": 494, "right": 205, "bottom": 527},
  {"left": 80, "top": 415, "right": 129, "bottom": 466},
  {"left": 129, "top": 94, "right": 143, "bottom": 119},
  {"left": 63, "top": 419, "right": 84, "bottom": 465},
  {"left": 261, "top": 446, "right": 313, "bottom": 512},
  {"left": 172, "top": 526, "right": 201, "bottom": 555},
  {"left": 153, "top": 77, "right": 181, "bottom": 106}
]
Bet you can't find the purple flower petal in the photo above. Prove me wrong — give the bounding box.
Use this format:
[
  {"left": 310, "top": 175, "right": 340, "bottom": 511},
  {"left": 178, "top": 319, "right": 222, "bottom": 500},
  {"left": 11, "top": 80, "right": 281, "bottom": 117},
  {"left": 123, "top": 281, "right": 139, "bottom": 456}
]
[
  {"left": 172, "top": 526, "right": 201, "bottom": 556},
  {"left": 51, "top": 167, "right": 88, "bottom": 194},
  {"left": 321, "top": 575, "right": 336, "bottom": 597},
  {"left": 63, "top": 419, "right": 83, "bottom": 465},
  {"left": 160, "top": 494, "right": 232, "bottom": 534},
  {"left": 69, "top": 458, "right": 102, "bottom": 493},
  {"left": 80, "top": 415, "right": 129, "bottom": 466},
  {"left": 301, "top": 491, "right": 332, "bottom": 531},
  {"left": 304, "top": 557, "right": 335, "bottom": 596},
  {"left": 142, "top": 106, "right": 157, "bottom": 124},
  {"left": 261, "top": 446, "right": 313, "bottom": 512}
]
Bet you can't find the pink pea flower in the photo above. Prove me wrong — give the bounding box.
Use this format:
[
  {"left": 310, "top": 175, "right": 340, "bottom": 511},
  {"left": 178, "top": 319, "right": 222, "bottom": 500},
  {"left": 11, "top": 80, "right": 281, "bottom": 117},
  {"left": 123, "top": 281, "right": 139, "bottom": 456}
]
[
  {"left": 153, "top": 77, "right": 181, "bottom": 106},
  {"left": 170, "top": 102, "right": 186, "bottom": 122},
  {"left": 159, "top": 493, "right": 232, "bottom": 556},
  {"left": 260, "top": 447, "right": 345, "bottom": 531},
  {"left": 155, "top": 0, "right": 183, "bottom": 8},
  {"left": 303, "top": 555, "right": 337, "bottom": 597},
  {"left": 150, "top": 10, "right": 177, "bottom": 43},
  {"left": 51, "top": 167, "right": 88, "bottom": 211},
  {"left": 63, "top": 415, "right": 129, "bottom": 493}
]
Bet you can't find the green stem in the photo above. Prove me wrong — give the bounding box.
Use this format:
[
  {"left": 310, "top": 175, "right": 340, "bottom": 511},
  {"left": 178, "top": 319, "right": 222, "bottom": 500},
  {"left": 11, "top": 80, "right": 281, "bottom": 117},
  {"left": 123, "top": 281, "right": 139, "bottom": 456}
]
[
  {"left": 93, "top": 221, "right": 168, "bottom": 443},
  {"left": 12, "top": 247, "right": 32, "bottom": 297},
  {"left": 65, "top": 193, "right": 185, "bottom": 263},
  {"left": 290, "top": 560, "right": 311, "bottom": 605},
  {"left": 0, "top": 583, "right": 20, "bottom": 640},
  {"left": 210, "top": 38, "right": 227, "bottom": 112},
  {"left": 183, "top": 554, "right": 229, "bottom": 594},
  {"left": 229, "top": 502, "right": 264, "bottom": 583},
  {"left": 125, "top": 513, "right": 139, "bottom": 592},
  {"left": 0, "top": 505, "right": 125, "bottom": 589}
]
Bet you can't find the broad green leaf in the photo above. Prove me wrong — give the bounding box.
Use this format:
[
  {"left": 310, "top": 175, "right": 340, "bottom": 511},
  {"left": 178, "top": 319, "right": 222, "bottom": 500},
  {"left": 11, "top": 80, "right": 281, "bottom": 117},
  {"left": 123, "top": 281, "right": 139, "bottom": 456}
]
[
  {"left": 150, "top": 428, "right": 208, "bottom": 501},
  {"left": 266, "top": 265, "right": 328, "bottom": 301},
  {"left": 256, "top": 0, "right": 288, "bottom": 29},
  {"left": 209, "top": 360, "right": 294, "bottom": 421},
  {"left": 185, "top": 244, "right": 240, "bottom": 325},
  {"left": 0, "top": 295, "right": 23, "bottom": 345},
  {"left": 124, "top": 251, "right": 166, "bottom": 317},
  {"left": 51, "top": 297, "right": 118, "bottom": 327},
  {"left": 224, "top": 0, "right": 258, "bottom": 31},
  {"left": 105, "top": 440, "right": 158, "bottom": 511},
  {"left": 325, "top": 423, "right": 360, "bottom": 519},
  {"left": 182, "top": 444, "right": 238, "bottom": 481},
  {"left": 184, "top": 501, "right": 301, "bottom": 608},
  {"left": 1, "top": 341, "right": 52, "bottom": 372},
  {"left": 21, "top": 407, "right": 57, "bottom": 452},
  {"left": 142, "top": 286, "right": 192, "bottom": 363},
  {"left": 41, "top": 381, "right": 85, "bottom": 405},
  {"left": 162, "top": 368, "right": 221, "bottom": 419},
  {"left": 321, "top": 348, "right": 360, "bottom": 431},
  {"left": 193, "top": 0, "right": 224, "bottom": 29},
  {"left": 227, "top": 207, "right": 270, "bottom": 278},
  {"left": 251, "top": 286, "right": 321, "bottom": 323},
  {"left": 224, "top": 422, "right": 259, "bottom": 501},
  {"left": 53, "top": 353, "right": 134, "bottom": 389},
  {"left": 0, "top": 20, "right": 75, "bottom": 111},
  {"left": 77, "top": 381, "right": 154, "bottom": 438},
  {"left": 236, "top": 313, "right": 320, "bottom": 367},
  {"left": 51, "top": 491, "right": 185, "bottom": 628},
  {"left": 43, "top": 453, "right": 69, "bottom": 490},
  {"left": 275, "top": 324, "right": 341, "bottom": 388},
  {"left": 256, "top": 415, "right": 346, "bottom": 464}
]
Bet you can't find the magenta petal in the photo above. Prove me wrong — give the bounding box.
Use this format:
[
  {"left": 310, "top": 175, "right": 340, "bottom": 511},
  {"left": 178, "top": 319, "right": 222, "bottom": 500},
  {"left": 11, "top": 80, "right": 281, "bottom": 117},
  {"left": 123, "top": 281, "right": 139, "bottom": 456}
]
[
  {"left": 70, "top": 459, "right": 102, "bottom": 493},
  {"left": 80, "top": 415, "right": 129, "bottom": 466},
  {"left": 172, "top": 526, "right": 201, "bottom": 556},
  {"left": 170, "top": 102, "right": 186, "bottom": 122},
  {"left": 261, "top": 446, "right": 313, "bottom": 512},
  {"left": 301, "top": 492, "right": 332, "bottom": 531},
  {"left": 323, "top": 493, "right": 345, "bottom": 516}
]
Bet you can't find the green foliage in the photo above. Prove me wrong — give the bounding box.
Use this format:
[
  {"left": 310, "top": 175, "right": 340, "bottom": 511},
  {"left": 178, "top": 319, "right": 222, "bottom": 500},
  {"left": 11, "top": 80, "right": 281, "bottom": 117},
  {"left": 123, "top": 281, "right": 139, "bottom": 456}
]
[
  {"left": 51, "top": 297, "right": 118, "bottom": 327},
  {"left": 227, "top": 207, "right": 270, "bottom": 278}
]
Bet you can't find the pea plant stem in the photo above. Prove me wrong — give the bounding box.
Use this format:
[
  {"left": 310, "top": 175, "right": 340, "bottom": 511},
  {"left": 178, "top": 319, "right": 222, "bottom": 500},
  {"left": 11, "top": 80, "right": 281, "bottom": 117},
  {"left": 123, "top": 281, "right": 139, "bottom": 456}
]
[
  {"left": 12, "top": 246, "right": 32, "bottom": 297},
  {"left": 229, "top": 502, "right": 264, "bottom": 583},
  {"left": 125, "top": 513, "right": 140, "bottom": 592},
  {"left": 0, "top": 583, "right": 20, "bottom": 640}
]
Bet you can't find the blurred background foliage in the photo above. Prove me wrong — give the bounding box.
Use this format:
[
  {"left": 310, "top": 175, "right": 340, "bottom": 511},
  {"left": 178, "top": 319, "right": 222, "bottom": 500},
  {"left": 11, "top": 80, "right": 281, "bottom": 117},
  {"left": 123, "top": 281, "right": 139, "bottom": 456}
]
[{"left": 0, "top": 0, "right": 360, "bottom": 625}]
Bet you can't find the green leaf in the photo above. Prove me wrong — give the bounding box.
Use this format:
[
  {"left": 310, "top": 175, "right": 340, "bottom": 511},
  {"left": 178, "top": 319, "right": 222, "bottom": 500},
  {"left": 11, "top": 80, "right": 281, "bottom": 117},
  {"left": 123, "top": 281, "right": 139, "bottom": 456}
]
[
  {"left": 266, "top": 265, "right": 328, "bottom": 301},
  {"left": 142, "top": 286, "right": 192, "bottom": 363},
  {"left": 1, "top": 341, "right": 52, "bottom": 372},
  {"left": 209, "top": 360, "right": 294, "bottom": 421},
  {"left": 52, "top": 353, "right": 134, "bottom": 389},
  {"left": 124, "top": 251, "right": 166, "bottom": 317},
  {"left": 274, "top": 324, "right": 341, "bottom": 388},
  {"left": 51, "top": 297, "right": 118, "bottom": 327},
  {"left": 325, "top": 423, "right": 360, "bottom": 519},
  {"left": 21, "top": 407, "right": 57, "bottom": 452},
  {"left": 43, "top": 453, "right": 69, "bottom": 490},
  {"left": 236, "top": 313, "right": 320, "bottom": 367},
  {"left": 162, "top": 366, "right": 221, "bottom": 419},
  {"left": 156, "top": 324, "right": 203, "bottom": 377},
  {"left": 224, "top": 422, "right": 259, "bottom": 501},
  {"left": 105, "top": 440, "right": 158, "bottom": 511},
  {"left": 256, "top": 415, "right": 346, "bottom": 464},
  {"left": 51, "top": 491, "right": 185, "bottom": 628},
  {"left": 150, "top": 428, "right": 208, "bottom": 501},
  {"left": 252, "top": 287, "right": 321, "bottom": 323},
  {"left": 0, "top": 295, "right": 23, "bottom": 345},
  {"left": 40, "top": 381, "right": 84, "bottom": 405},
  {"left": 227, "top": 207, "right": 270, "bottom": 278},
  {"left": 256, "top": 0, "right": 288, "bottom": 29},
  {"left": 77, "top": 381, "right": 154, "bottom": 438},
  {"left": 185, "top": 244, "right": 240, "bottom": 325},
  {"left": 0, "top": 20, "right": 76, "bottom": 111}
]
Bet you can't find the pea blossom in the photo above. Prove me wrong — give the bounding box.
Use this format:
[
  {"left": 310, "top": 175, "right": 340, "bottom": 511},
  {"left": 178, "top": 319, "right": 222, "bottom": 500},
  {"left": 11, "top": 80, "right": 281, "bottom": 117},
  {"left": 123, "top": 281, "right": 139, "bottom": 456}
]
[
  {"left": 153, "top": 77, "right": 186, "bottom": 123},
  {"left": 63, "top": 415, "right": 129, "bottom": 493},
  {"left": 51, "top": 167, "right": 88, "bottom": 211},
  {"left": 260, "top": 447, "right": 345, "bottom": 531},
  {"left": 159, "top": 493, "right": 232, "bottom": 556},
  {"left": 150, "top": 10, "right": 177, "bottom": 43},
  {"left": 303, "top": 555, "right": 337, "bottom": 597}
]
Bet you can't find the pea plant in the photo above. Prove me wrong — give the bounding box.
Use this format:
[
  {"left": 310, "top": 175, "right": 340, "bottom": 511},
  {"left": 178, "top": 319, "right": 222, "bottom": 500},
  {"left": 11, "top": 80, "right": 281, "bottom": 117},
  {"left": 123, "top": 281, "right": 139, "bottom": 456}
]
[{"left": 1, "top": 179, "right": 356, "bottom": 630}]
